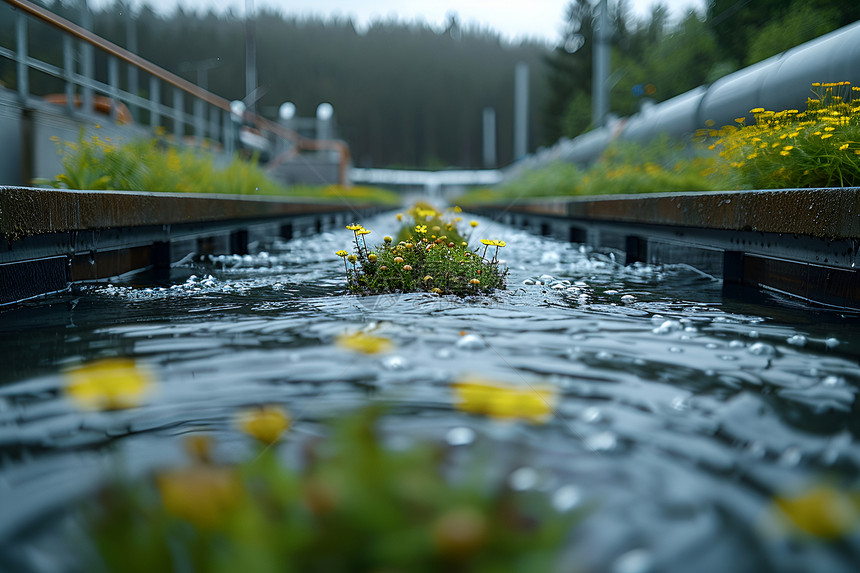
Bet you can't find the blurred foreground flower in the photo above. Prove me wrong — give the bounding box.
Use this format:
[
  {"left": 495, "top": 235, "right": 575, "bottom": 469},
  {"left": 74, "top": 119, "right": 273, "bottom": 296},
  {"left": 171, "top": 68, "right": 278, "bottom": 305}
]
[
  {"left": 336, "top": 331, "right": 394, "bottom": 354},
  {"left": 81, "top": 407, "right": 580, "bottom": 572},
  {"left": 156, "top": 463, "right": 243, "bottom": 530},
  {"left": 772, "top": 485, "right": 860, "bottom": 539},
  {"left": 65, "top": 358, "right": 153, "bottom": 410},
  {"left": 452, "top": 377, "right": 558, "bottom": 423},
  {"left": 237, "top": 404, "right": 291, "bottom": 445}
]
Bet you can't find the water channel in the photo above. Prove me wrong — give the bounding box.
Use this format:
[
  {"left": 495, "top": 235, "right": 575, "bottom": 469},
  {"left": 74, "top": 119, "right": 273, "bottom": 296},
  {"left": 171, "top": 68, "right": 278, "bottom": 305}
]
[{"left": 1, "top": 210, "right": 859, "bottom": 572}]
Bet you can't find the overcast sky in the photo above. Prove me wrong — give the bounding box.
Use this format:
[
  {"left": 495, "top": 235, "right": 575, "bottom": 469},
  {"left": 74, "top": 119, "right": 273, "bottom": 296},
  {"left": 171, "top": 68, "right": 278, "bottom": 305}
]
[{"left": 91, "top": 0, "right": 707, "bottom": 44}]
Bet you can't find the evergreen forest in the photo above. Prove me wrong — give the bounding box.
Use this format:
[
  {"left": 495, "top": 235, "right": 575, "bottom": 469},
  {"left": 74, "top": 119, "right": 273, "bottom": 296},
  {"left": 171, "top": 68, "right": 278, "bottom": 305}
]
[{"left": 1, "top": 0, "right": 857, "bottom": 169}]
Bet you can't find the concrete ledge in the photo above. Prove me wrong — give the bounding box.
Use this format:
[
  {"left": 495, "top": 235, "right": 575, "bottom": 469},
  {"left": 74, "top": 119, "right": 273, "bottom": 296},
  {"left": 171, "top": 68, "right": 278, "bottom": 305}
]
[
  {"left": 467, "top": 188, "right": 860, "bottom": 310},
  {"left": 0, "top": 186, "right": 387, "bottom": 306}
]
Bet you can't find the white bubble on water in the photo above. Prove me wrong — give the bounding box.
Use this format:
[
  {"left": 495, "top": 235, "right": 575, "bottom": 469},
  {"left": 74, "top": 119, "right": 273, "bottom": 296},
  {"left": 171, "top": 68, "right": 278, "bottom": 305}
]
[
  {"left": 613, "top": 548, "right": 653, "bottom": 573},
  {"left": 552, "top": 484, "right": 582, "bottom": 512},
  {"left": 652, "top": 320, "right": 682, "bottom": 335},
  {"left": 748, "top": 342, "right": 776, "bottom": 357},
  {"left": 779, "top": 446, "right": 802, "bottom": 466},
  {"left": 455, "top": 334, "right": 486, "bottom": 350},
  {"left": 381, "top": 355, "right": 409, "bottom": 370},
  {"left": 585, "top": 431, "right": 617, "bottom": 452},
  {"left": 786, "top": 334, "right": 807, "bottom": 347},
  {"left": 825, "top": 337, "right": 840, "bottom": 349},
  {"left": 509, "top": 466, "right": 539, "bottom": 491},
  {"left": 445, "top": 426, "right": 475, "bottom": 446},
  {"left": 581, "top": 407, "right": 602, "bottom": 423}
]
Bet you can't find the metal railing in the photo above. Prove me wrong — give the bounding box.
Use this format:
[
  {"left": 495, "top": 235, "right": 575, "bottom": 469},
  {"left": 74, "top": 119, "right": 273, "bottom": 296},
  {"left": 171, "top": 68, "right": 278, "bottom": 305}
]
[{"left": 1, "top": 0, "right": 351, "bottom": 184}]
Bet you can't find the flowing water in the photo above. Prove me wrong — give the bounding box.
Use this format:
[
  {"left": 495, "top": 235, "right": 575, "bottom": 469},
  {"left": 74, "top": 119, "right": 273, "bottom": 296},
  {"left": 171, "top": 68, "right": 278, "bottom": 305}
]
[{"left": 1, "top": 211, "right": 859, "bottom": 572}]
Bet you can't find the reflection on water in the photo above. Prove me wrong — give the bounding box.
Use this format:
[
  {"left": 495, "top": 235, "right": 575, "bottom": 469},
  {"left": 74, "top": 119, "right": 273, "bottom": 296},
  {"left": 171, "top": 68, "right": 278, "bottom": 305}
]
[{"left": 1, "top": 213, "right": 859, "bottom": 572}]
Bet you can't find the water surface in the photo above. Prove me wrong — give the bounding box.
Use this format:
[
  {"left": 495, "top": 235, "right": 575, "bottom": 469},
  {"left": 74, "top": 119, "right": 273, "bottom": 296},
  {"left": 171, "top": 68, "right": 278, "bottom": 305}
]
[{"left": 1, "top": 212, "right": 859, "bottom": 572}]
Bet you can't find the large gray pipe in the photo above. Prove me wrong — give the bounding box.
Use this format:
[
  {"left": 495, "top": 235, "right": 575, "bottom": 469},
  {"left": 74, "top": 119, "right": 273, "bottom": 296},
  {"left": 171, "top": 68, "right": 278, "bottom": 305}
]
[{"left": 551, "top": 19, "right": 860, "bottom": 165}]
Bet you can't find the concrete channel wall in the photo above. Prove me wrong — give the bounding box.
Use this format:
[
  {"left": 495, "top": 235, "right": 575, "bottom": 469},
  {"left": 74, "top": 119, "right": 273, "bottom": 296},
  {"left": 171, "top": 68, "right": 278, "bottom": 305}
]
[
  {"left": 0, "top": 186, "right": 384, "bottom": 306},
  {"left": 467, "top": 187, "right": 860, "bottom": 310}
]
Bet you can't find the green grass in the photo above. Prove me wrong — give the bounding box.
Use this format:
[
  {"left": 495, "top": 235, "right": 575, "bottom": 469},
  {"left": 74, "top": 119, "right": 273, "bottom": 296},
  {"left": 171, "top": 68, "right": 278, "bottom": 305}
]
[{"left": 41, "top": 129, "right": 401, "bottom": 206}]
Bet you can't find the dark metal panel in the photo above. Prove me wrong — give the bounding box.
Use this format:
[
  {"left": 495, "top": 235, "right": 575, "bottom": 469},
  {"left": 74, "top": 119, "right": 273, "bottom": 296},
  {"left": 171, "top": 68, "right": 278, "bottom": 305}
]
[{"left": 0, "top": 256, "right": 68, "bottom": 305}]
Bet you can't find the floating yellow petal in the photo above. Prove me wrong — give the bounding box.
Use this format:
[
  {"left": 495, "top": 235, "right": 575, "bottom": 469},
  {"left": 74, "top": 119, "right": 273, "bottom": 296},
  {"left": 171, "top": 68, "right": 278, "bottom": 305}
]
[
  {"left": 452, "top": 377, "right": 557, "bottom": 423},
  {"left": 773, "top": 485, "right": 860, "bottom": 539},
  {"left": 65, "top": 358, "right": 153, "bottom": 411},
  {"left": 237, "top": 404, "right": 291, "bottom": 445},
  {"left": 336, "top": 332, "right": 394, "bottom": 354}
]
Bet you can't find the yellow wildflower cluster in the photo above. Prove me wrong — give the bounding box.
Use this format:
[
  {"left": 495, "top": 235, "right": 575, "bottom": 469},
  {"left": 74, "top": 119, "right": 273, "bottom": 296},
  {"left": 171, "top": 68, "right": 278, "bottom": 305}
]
[
  {"left": 339, "top": 207, "right": 508, "bottom": 296},
  {"left": 703, "top": 82, "right": 860, "bottom": 189}
]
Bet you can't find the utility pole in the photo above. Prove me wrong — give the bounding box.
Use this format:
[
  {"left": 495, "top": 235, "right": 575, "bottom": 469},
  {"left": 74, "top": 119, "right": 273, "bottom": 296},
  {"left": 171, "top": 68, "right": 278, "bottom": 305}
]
[
  {"left": 482, "top": 107, "right": 497, "bottom": 168},
  {"left": 244, "top": 0, "right": 258, "bottom": 113},
  {"left": 592, "top": 0, "right": 610, "bottom": 128},
  {"left": 514, "top": 62, "right": 529, "bottom": 160}
]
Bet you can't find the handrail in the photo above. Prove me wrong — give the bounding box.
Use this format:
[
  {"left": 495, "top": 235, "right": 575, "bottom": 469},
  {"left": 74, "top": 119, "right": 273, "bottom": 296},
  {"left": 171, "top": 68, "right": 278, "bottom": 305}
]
[
  {"left": 6, "top": 0, "right": 230, "bottom": 111},
  {"left": 4, "top": 0, "right": 352, "bottom": 183}
]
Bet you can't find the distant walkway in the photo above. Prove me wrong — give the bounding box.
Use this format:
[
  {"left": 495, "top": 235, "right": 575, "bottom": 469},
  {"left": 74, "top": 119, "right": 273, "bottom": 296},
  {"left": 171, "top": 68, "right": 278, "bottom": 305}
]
[{"left": 350, "top": 167, "right": 502, "bottom": 195}]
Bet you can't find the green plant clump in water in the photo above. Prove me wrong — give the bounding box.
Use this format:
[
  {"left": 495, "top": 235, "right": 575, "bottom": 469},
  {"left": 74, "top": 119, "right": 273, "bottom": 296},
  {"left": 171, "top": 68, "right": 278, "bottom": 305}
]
[
  {"left": 703, "top": 81, "right": 860, "bottom": 189},
  {"left": 40, "top": 129, "right": 400, "bottom": 205},
  {"left": 84, "top": 406, "right": 579, "bottom": 573},
  {"left": 338, "top": 207, "right": 507, "bottom": 296}
]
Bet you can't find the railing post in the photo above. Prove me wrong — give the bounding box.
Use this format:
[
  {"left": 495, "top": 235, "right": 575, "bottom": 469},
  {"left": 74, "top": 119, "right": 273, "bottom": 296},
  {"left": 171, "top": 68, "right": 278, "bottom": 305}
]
[
  {"left": 63, "top": 35, "right": 75, "bottom": 113},
  {"left": 224, "top": 110, "right": 234, "bottom": 155},
  {"left": 149, "top": 76, "right": 160, "bottom": 130},
  {"left": 194, "top": 98, "right": 205, "bottom": 143},
  {"left": 108, "top": 56, "right": 119, "bottom": 123},
  {"left": 81, "top": 7, "right": 94, "bottom": 115},
  {"left": 126, "top": 12, "right": 139, "bottom": 122},
  {"left": 15, "top": 12, "right": 28, "bottom": 102},
  {"left": 210, "top": 105, "right": 220, "bottom": 145},
  {"left": 173, "top": 87, "right": 183, "bottom": 140}
]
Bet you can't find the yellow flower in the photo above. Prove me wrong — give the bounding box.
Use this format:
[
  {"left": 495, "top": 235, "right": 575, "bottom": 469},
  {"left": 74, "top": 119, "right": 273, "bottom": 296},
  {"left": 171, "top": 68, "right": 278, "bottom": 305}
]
[
  {"left": 750, "top": 107, "right": 765, "bottom": 113},
  {"left": 368, "top": 253, "right": 377, "bottom": 262},
  {"left": 346, "top": 224, "right": 362, "bottom": 231},
  {"left": 347, "top": 254, "right": 357, "bottom": 263},
  {"left": 396, "top": 213, "right": 403, "bottom": 221},
  {"left": 403, "top": 264, "right": 413, "bottom": 271},
  {"left": 452, "top": 377, "right": 558, "bottom": 424},
  {"left": 839, "top": 143, "right": 849, "bottom": 151},
  {"left": 336, "top": 332, "right": 394, "bottom": 354},
  {"left": 821, "top": 133, "right": 833, "bottom": 139},
  {"left": 453, "top": 205, "right": 462, "bottom": 213},
  {"left": 469, "top": 278, "right": 480, "bottom": 285},
  {"left": 393, "top": 256, "right": 404, "bottom": 263},
  {"left": 772, "top": 485, "right": 860, "bottom": 539},
  {"left": 384, "top": 236, "right": 392, "bottom": 243},
  {"left": 469, "top": 221, "right": 479, "bottom": 228},
  {"left": 415, "top": 225, "right": 428, "bottom": 233},
  {"left": 357, "top": 229, "right": 371, "bottom": 236},
  {"left": 783, "top": 145, "right": 794, "bottom": 151},
  {"left": 65, "top": 358, "right": 153, "bottom": 411},
  {"left": 156, "top": 465, "right": 243, "bottom": 530},
  {"left": 824, "top": 126, "right": 835, "bottom": 131},
  {"left": 237, "top": 404, "right": 291, "bottom": 445},
  {"left": 335, "top": 250, "right": 348, "bottom": 257}
]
